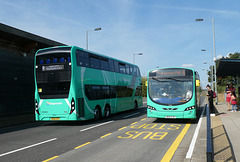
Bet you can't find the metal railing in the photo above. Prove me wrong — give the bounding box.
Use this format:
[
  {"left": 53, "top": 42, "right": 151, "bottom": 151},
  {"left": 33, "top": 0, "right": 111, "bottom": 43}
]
[{"left": 206, "top": 103, "right": 213, "bottom": 161}]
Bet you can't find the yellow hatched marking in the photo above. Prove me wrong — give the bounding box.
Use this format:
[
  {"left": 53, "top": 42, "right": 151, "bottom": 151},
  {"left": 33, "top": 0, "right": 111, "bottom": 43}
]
[
  {"left": 131, "top": 122, "right": 138, "bottom": 125},
  {"left": 118, "top": 126, "right": 127, "bottom": 130},
  {"left": 141, "top": 118, "right": 146, "bottom": 121},
  {"left": 42, "top": 156, "right": 59, "bottom": 162},
  {"left": 74, "top": 142, "right": 91, "bottom": 150},
  {"left": 101, "top": 133, "right": 112, "bottom": 138},
  {"left": 160, "top": 123, "right": 191, "bottom": 162}
]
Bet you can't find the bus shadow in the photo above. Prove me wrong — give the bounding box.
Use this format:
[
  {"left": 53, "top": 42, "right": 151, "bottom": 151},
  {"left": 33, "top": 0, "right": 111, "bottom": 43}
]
[{"left": 41, "top": 106, "right": 147, "bottom": 127}]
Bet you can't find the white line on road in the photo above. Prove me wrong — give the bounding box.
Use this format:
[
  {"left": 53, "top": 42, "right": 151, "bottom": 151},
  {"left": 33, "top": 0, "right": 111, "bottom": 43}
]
[
  {"left": 80, "top": 120, "right": 114, "bottom": 132},
  {"left": 123, "top": 112, "right": 140, "bottom": 118},
  {"left": 185, "top": 105, "right": 206, "bottom": 159},
  {"left": 0, "top": 138, "right": 57, "bottom": 157},
  {"left": 143, "top": 101, "right": 147, "bottom": 104}
]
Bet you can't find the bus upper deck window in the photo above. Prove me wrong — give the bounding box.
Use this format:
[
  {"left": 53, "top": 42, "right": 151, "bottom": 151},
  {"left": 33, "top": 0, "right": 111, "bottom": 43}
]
[
  {"left": 40, "top": 60, "right": 44, "bottom": 64},
  {"left": 46, "top": 59, "right": 51, "bottom": 64},
  {"left": 60, "top": 58, "right": 64, "bottom": 62}
]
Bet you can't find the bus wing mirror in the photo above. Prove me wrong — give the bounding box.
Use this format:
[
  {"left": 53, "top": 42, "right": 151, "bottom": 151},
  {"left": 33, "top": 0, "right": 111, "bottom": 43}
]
[{"left": 196, "top": 80, "right": 200, "bottom": 87}]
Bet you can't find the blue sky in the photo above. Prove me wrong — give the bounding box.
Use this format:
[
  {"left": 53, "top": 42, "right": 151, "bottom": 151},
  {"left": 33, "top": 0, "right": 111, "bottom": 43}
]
[{"left": 1, "top": 0, "right": 240, "bottom": 87}]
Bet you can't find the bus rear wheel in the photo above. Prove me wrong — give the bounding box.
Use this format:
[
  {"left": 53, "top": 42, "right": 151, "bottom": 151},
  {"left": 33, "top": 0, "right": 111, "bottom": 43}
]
[
  {"left": 104, "top": 105, "right": 111, "bottom": 118},
  {"left": 94, "top": 107, "right": 101, "bottom": 120}
]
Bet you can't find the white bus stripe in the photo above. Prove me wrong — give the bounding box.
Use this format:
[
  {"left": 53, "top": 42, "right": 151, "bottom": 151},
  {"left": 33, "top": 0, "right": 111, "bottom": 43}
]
[{"left": 0, "top": 138, "right": 57, "bottom": 157}]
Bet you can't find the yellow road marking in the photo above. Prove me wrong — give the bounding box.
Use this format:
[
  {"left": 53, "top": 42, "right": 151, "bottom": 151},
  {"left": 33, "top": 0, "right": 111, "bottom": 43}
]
[
  {"left": 100, "top": 133, "right": 112, "bottom": 138},
  {"left": 131, "top": 122, "right": 138, "bottom": 125},
  {"left": 160, "top": 123, "right": 191, "bottom": 162},
  {"left": 141, "top": 118, "right": 146, "bottom": 121},
  {"left": 42, "top": 156, "right": 59, "bottom": 162},
  {"left": 118, "top": 126, "right": 127, "bottom": 130},
  {"left": 74, "top": 142, "right": 91, "bottom": 149}
]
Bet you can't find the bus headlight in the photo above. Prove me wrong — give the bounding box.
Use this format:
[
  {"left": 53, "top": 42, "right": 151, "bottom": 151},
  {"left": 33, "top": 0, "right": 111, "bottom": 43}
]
[
  {"left": 70, "top": 98, "right": 75, "bottom": 114},
  {"left": 147, "top": 105, "right": 156, "bottom": 110},
  {"left": 35, "top": 100, "right": 40, "bottom": 115},
  {"left": 184, "top": 106, "right": 195, "bottom": 111}
]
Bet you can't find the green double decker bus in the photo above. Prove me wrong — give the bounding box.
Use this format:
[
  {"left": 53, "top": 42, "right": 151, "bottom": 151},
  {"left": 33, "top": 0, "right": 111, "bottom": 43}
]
[
  {"left": 34, "top": 46, "right": 142, "bottom": 121},
  {"left": 147, "top": 67, "right": 201, "bottom": 119}
]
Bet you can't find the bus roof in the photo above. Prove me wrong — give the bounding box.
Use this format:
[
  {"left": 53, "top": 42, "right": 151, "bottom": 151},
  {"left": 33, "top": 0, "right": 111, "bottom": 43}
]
[
  {"left": 36, "top": 46, "right": 138, "bottom": 67},
  {"left": 148, "top": 67, "right": 196, "bottom": 74}
]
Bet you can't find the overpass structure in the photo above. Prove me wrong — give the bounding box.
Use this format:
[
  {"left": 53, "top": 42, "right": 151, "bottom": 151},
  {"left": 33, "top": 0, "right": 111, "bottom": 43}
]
[{"left": 0, "top": 23, "right": 66, "bottom": 120}]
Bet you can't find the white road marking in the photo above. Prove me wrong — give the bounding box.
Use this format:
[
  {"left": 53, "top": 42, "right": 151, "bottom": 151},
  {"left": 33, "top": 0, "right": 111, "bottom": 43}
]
[
  {"left": 80, "top": 120, "right": 114, "bottom": 132},
  {"left": 143, "top": 101, "right": 147, "bottom": 104},
  {"left": 123, "top": 112, "right": 140, "bottom": 118},
  {"left": 0, "top": 138, "right": 57, "bottom": 157},
  {"left": 185, "top": 105, "right": 206, "bottom": 159}
]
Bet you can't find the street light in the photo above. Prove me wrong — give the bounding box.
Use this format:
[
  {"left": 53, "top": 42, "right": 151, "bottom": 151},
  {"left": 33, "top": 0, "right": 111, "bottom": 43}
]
[
  {"left": 196, "top": 18, "right": 218, "bottom": 104},
  {"left": 201, "top": 49, "right": 213, "bottom": 88},
  {"left": 86, "top": 27, "right": 102, "bottom": 50},
  {"left": 133, "top": 53, "right": 143, "bottom": 64}
]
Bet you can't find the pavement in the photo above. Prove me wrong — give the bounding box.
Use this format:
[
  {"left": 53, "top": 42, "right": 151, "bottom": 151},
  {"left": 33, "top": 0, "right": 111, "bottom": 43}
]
[
  {"left": 189, "top": 102, "right": 239, "bottom": 162},
  {"left": 212, "top": 102, "right": 240, "bottom": 162}
]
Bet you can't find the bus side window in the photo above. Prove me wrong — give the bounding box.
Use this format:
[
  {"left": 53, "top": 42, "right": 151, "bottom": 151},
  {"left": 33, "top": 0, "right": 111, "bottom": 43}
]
[
  {"left": 129, "top": 65, "right": 133, "bottom": 75},
  {"left": 114, "top": 61, "right": 119, "bottom": 73},
  {"left": 76, "top": 50, "right": 89, "bottom": 67},
  {"left": 90, "top": 55, "right": 100, "bottom": 69},
  {"left": 109, "top": 59, "right": 115, "bottom": 72},
  {"left": 126, "top": 64, "right": 130, "bottom": 74},
  {"left": 137, "top": 67, "right": 141, "bottom": 76},
  {"left": 133, "top": 67, "right": 137, "bottom": 76},
  {"left": 119, "top": 63, "right": 126, "bottom": 74},
  {"left": 100, "top": 57, "right": 109, "bottom": 71}
]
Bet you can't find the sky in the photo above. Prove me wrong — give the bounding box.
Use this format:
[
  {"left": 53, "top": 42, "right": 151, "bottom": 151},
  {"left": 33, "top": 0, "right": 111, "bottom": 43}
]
[{"left": 1, "top": 0, "right": 240, "bottom": 87}]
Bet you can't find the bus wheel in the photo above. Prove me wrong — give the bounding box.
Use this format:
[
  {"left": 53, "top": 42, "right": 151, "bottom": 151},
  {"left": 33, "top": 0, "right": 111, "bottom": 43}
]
[
  {"left": 104, "top": 105, "right": 111, "bottom": 118},
  {"left": 94, "top": 107, "right": 101, "bottom": 120},
  {"left": 134, "top": 101, "right": 138, "bottom": 110}
]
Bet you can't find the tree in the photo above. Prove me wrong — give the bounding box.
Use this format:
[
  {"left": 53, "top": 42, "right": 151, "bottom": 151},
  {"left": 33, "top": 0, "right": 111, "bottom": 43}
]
[{"left": 141, "top": 77, "right": 147, "bottom": 97}]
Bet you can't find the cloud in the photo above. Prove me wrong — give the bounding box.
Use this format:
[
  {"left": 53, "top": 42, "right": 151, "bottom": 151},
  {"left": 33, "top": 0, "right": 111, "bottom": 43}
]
[{"left": 182, "top": 64, "right": 194, "bottom": 68}]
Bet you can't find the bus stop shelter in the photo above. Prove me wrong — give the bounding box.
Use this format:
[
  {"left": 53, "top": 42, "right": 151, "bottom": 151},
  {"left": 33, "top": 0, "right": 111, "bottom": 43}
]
[
  {"left": 217, "top": 59, "right": 240, "bottom": 97},
  {"left": 217, "top": 59, "right": 240, "bottom": 77}
]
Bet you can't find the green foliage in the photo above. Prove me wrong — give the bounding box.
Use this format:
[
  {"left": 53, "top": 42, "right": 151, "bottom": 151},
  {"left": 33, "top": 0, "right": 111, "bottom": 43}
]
[{"left": 141, "top": 77, "right": 147, "bottom": 97}]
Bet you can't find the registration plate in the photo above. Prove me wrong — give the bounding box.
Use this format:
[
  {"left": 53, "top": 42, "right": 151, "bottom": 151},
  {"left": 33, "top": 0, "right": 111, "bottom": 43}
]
[
  {"left": 165, "top": 116, "right": 176, "bottom": 119},
  {"left": 51, "top": 117, "right": 60, "bottom": 121}
]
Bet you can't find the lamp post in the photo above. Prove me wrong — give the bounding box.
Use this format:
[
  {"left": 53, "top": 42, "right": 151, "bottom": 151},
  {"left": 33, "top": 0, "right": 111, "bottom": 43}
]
[
  {"left": 196, "top": 18, "right": 218, "bottom": 104},
  {"left": 86, "top": 27, "right": 102, "bottom": 50},
  {"left": 133, "top": 53, "right": 143, "bottom": 64}
]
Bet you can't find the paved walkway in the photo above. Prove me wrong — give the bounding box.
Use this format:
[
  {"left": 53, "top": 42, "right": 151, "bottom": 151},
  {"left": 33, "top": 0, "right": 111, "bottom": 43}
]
[{"left": 213, "top": 102, "right": 240, "bottom": 162}]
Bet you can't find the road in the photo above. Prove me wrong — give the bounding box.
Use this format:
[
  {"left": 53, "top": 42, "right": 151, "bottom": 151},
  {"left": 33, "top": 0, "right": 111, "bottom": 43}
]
[{"left": 0, "top": 101, "right": 203, "bottom": 162}]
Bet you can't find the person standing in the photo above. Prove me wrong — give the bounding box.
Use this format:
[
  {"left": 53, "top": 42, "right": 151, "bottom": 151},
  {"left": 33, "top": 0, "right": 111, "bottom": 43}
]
[
  {"left": 231, "top": 92, "right": 237, "bottom": 112},
  {"left": 206, "top": 85, "right": 215, "bottom": 115},
  {"left": 225, "top": 85, "right": 231, "bottom": 111},
  {"left": 229, "top": 83, "right": 236, "bottom": 93}
]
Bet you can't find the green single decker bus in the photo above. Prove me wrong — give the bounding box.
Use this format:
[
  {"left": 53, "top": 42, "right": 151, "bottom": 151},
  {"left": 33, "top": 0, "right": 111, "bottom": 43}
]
[
  {"left": 35, "top": 46, "right": 142, "bottom": 121},
  {"left": 147, "top": 67, "right": 201, "bottom": 119}
]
